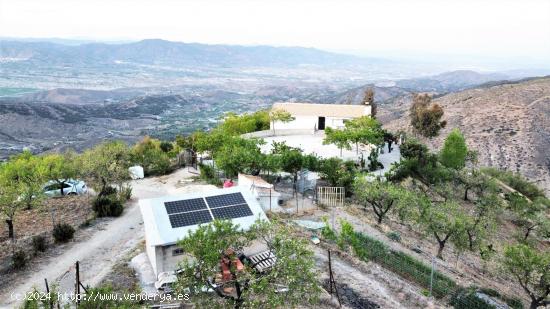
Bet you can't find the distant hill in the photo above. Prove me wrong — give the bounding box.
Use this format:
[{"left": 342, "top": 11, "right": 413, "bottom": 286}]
[
  {"left": 0, "top": 39, "right": 389, "bottom": 69},
  {"left": 382, "top": 77, "right": 550, "bottom": 193},
  {"left": 395, "top": 70, "right": 509, "bottom": 92}
]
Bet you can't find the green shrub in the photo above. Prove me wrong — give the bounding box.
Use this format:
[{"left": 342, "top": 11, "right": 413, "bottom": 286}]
[
  {"left": 320, "top": 217, "right": 337, "bottom": 241},
  {"left": 31, "top": 235, "right": 47, "bottom": 253},
  {"left": 160, "top": 141, "right": 174, "bottom": 153},
  {"left": 53, "top": 223, "right": 75, "bottom": 243},
  {"left": 119, "top": 185, "right": 132, "bottom": 201},
  {"left": 199, "top": 163, "right": 222, "bottom": 185},
  {"left": 100, "top": 186, "right": 117, "bottom": 196},
  {"left": 12, "top": 250, "right": 26, "bottom": 269},
  {"left": 387, "top": 231, "right": 401, "bottom": 242},
  {"left": 450, "top": 287, "right": 496, "bottom": 309},
  {"left": 92, "top": 195, "right": 124, "bottom": 217},
  {"left": 481, "top": 167, "right": 545, "bottom": 200}
]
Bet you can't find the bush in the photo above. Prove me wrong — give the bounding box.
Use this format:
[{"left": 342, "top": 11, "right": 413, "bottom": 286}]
[
  {"left": 92, "top": 195, "right": 124, "bottom": 217},
  {"left": 450, "top": 287, "right": 496, "bottom": 309},
  {"left": 481, "top": 167, "right": 545, "bottom": 200},
  {"left": 119, "top": 185, "right": 132, "bottom": 201},
  {"left": 100, "top": 186, "right": 117, "bottom": 196},
  {"left": 31, "top": 235, "right": 47, "bottom": 253},
  {"left": 53, "top": 223, "right": 75, "bottom": 243},
  {"left": 160, "top": 141, "right": 174, "bottom": 153},
  {"left": 199, "top": 163, "right": 222, "bottom": 186},
  {"left": 387, "top": 231, "right": 401, "bottom": 242},
  {"left": 12, "top": 250, "right": 26, "bottom": 269}
]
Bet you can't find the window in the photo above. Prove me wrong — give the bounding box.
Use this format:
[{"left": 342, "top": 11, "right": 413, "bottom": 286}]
[{"left": 172, "top": 248, "right": 184, "bottom": 256}]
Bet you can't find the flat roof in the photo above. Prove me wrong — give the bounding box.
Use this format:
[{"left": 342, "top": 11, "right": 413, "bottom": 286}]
[
  {"left": 272, "top": 102, "right": 369, "bottom": 118},
  {"left": 139, "top": 186, "right": 269, "bottom": 247}
]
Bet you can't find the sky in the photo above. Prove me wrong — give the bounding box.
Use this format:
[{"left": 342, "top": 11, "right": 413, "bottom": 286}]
[{"left": 1, "top": 0, "right": 550, "bottom": 65}]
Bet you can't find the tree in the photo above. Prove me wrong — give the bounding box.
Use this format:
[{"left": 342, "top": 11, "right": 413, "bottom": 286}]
[
  {"left": 508, "top": 194, "right": 550, "bottom": 241},
  {"left": 42, "top": 151, "right": 79, "bottom": 196},
  {"left": 323, "top": 127, "right": 351, "bottom": 157},
  {"left": 269, "top": 108, "right": 294, "bottom": 134},
  {"left": 132, "top": 137, "right": 172, "bottom": 176},
  {"left": 218, "top": 110, "right": 270, "bottom": 136},
  {"left": 215, "top": 138, "right": 264, "bottom": 178},
  {"left": 464, "top": 193, "right": 501, "bottom": 251},
  {"left": 174, "top": 220, "right": 320, "bottom": 308},
  {"left": 354, "top": 177, "right": 413, "bottom": 224},
  {"left": 502, "top": 244, "right": 550, "bottom": 309},
  {"left": 344, "top": 116, "right": 383, "bottom": 154},
  {"left": 5, "top": 151, "right": 46, "bottom": 210},
  {"left": 440, "top": 128, "right": 468, "bottom": 170},
  {"left": 418, "top": 199, "right": 469, "bottom": 259},
  {"left": 409, "top": 93, "right": 446, "bottom": 138},
  {"left": 0, "top": 165, "right": 24, "bottom": 240},
  {"left": 363, "top": 88, "right": 376, "bottom": 118},
  {"left": 81, "top": 141, "right": 131, "bottom": 196},
  {"left": 318, "top": 158, "right": 358, "bottom": 196}
]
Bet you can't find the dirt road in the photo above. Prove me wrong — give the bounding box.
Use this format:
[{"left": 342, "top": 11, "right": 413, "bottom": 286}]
[{"left": 0, "top": 169, "right": 214, "bottom": 308}]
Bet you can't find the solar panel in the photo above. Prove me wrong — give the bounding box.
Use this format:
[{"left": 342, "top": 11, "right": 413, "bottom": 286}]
[
  {"left": 211, "top": 204, "right": 253, "bottom": 220},
  {"left": 165, "top": 198, "right": 207, "bottom": 214},
  {"left": 205, "top": 192, "right": 246, "bottom": 208},
  {"left": 168, "top": 210, "right": 213, "bottom": 228}
]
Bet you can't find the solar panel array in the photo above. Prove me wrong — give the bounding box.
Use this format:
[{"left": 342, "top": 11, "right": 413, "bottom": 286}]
[{"left": 164, "top": 192, "right": 254, "bottom": 228}]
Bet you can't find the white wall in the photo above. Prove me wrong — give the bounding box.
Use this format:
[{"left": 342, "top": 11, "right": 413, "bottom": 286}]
[{"left": 272, "top": 115, "right": 355, "bottom": 131}]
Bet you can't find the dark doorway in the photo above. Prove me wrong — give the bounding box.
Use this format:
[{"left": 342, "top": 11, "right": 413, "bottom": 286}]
[{"left": 318, "top": 117, "right": 326, "bottom": 130}]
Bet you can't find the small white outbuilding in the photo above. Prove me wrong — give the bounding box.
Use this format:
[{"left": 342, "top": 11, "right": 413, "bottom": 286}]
[{"left": 139, "top": 187, "right": 269, "bottom": 278}]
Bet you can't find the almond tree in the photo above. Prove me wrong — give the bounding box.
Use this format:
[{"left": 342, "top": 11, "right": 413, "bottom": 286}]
[
  {"left": 0, "top": 162, "right": 24, "bottom": 240},
  {"left": 503, "top": 244, "right": 550, "bottom": 309},
  {"left": 418, "top": 199, "right": 469, "bottom": 259},
  {"left": 353, "top": 177, "right": 414, "bottom": 224},
  {"left": 174, "top": 220, "right": 320, "bottom": 308},
  {"left": 269, "top": 108, "right": 294, "bottom": 135},
  {"left": 42, "top": 151, "right": 79, "bottom": 196}
]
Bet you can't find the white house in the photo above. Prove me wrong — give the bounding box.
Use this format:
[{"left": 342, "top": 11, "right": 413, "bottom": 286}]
[
  {"left": 139, "top": 187, "right": 269, "bottom": 279},
  {"left": 270, "top": 102, "right": 371, "bottom": 132},
  {"left": 238, "top": 173, "right": 282, "bottom": 212}
]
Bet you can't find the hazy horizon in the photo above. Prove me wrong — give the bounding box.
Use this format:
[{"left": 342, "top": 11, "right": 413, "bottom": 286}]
[{"left": 1, "top": 0, "right": 549, "bottom": 69}]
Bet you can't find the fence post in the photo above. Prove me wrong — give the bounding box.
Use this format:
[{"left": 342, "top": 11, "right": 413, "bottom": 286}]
[
  {"left": 75, "top": 261, "right": 80, "bottom": 307},
  {"left": 429, "top": 256, "right": 435, "bottom": 298}
]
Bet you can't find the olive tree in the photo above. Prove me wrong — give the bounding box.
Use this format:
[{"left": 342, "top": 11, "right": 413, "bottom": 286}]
[
  {"left": 502, "top": 244, "right": 550, "bottom": 309},
  {"left": 174, "top": 220, "right": 320, "bottom": 308}
]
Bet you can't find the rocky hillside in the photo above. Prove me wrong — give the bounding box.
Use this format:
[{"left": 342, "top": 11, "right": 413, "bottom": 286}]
[{"left": 382, "top": 77, "right": 550, "bottom": 193}]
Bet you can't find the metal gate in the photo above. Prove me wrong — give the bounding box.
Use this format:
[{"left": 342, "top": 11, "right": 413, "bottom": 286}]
[{"left": 316, "top": 186, "right": 345, "bottom": 208}]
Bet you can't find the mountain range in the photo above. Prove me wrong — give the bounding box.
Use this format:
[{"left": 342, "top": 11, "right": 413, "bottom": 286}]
[{"left": 0, "top": 39, "right": 389, "bottom": 69}]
